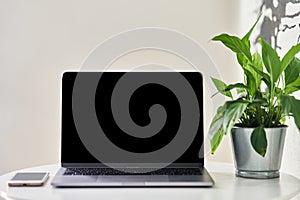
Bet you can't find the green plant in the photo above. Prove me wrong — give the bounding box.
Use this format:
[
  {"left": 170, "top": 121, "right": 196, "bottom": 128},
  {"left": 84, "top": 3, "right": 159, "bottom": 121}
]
[{"left": 209, "top": 14, "right": 300, "bottom": 157}]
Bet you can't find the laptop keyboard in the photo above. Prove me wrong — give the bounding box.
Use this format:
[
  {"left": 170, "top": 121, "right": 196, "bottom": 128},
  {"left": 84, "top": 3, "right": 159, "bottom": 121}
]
[{"left": 64, "top": 167, "right": 202, "bottom": 176}]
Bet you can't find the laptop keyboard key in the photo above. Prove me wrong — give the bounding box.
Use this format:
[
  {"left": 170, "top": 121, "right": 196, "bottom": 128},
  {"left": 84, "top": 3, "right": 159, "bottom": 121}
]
[{"left": 64, "top": 167, "right": 202, "bottom": 176}]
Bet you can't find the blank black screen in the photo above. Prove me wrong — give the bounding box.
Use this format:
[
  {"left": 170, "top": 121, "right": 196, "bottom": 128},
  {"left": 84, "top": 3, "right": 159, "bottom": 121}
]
[{"left": 61, "top": 72, "right": 204, "bottom": 165}]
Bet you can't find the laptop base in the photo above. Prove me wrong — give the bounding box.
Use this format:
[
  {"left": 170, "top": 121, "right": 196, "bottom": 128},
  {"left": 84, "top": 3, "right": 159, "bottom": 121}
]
[{"left": 51, "top": 167, "right": 214, "bottom": 187}]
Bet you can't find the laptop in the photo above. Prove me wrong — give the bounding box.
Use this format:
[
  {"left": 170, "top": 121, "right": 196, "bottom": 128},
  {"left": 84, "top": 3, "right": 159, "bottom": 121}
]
[{"left": 51, "top": 71, "right": 214, "bottom": 187}]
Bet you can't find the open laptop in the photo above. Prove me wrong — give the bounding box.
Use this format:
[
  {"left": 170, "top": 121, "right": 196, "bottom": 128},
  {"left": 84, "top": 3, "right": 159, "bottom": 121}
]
[{"left": 51, "top": 71, "right": 214, "bottom": 187}]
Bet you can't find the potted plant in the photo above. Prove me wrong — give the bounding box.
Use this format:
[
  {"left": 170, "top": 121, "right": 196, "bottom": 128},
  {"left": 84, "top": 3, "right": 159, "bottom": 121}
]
[{"left": 208, "top": 15, "right": 300, "bottom": 179}]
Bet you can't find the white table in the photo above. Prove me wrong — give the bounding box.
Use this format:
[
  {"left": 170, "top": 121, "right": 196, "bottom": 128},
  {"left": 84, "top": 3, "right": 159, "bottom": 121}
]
[{"left": 0, "top": 162, "right": 300, "bottom": 200}]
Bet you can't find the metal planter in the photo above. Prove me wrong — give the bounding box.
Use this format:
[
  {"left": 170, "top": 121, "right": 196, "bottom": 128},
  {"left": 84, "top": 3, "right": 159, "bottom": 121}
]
[{"left": 231, "top": 126, "right": 287, "bottom": 179}]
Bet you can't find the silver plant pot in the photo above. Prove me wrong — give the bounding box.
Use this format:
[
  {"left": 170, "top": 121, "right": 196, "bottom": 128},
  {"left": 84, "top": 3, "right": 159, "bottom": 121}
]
[{"left": 231, "top": 126, "right": 287, "bottom": 179}]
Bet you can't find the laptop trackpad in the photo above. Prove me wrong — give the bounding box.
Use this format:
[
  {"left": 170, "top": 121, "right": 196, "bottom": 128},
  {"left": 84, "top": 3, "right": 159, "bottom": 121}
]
[{"left": 97, "top": 175, "right": 169, "bottom": 184}]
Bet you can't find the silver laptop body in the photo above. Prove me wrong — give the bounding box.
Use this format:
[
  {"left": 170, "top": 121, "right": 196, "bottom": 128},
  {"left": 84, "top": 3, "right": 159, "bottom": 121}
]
[{"left": 51, "top": 71, "right": 214, "bottom": 187}]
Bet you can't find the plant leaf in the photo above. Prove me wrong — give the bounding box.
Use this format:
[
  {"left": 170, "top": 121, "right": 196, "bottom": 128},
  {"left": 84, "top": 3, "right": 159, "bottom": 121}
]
[
  {"left": 248, "top": 63, "right": 271, "bottom": 91},
  {"left": 237, "top": 53, "right": 247, "bottom": 67},
  {"left": 280, "top": 95, "right": 300, "bottom": 130},
  {"left": 212, "top": 34, "right": 252, "bottom": 62},
  {"left": 285, "top": 73, "right": 300, "bottom": 94},
  {"left": 252, "top": 97, "right": 268, "bottom": 106},
  {"left": 280, "top": 43, "right": 300, "bottom": 74},
  {"left": 252, "top": 52, "right": 263, "bottom": 87},
  {"left": 208, "top": 105, "right": 226, "bottom": 154},
  {"left": 208, "top": 105, "right": 225, "bottom": 137},
  {"left": 284, "top": 57, "right": 300, "bottom": 86},
  {"left": 236, "top": 14, "right": 262, "bottom": 67},
  {"left": 225, "top": 83, "right": 248, "bottom": 91},
  {"left": 223, "top": 100, "right": 248, "bottom": 135},
  {"left": 209, "top": 101, "right": 248, "bottom": 154},
  {"left": 242, "top": 13, "right": 262, "bottom": 48},
  {"left": 285, "top": 86, "right": 300, "bottom": 94},
  {"left": 244, "top": 68, "right": 257, "bottom": 97},
  {"left": 210, "top": 130, "right": 225, "bottom": 154},
  {"left": 211, "top": 77, "right": 233, "bottom": 98},
  {"left": 250, "top": 126, "right": 267, "bottom": 157},
  {"left": 244, "top": 52, "right": 263, "bottom": 88},
  {"left": 237, "top": 87, "right": 247, "bottom": 97},
  {"left": 260, "top": 38, "right": 281, "bottom": 83}
]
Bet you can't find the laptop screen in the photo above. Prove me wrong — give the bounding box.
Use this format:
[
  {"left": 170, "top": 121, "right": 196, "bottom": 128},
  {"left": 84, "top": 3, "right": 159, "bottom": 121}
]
[{"left": 61, "top": 72, "right": 204, "bottom": 166}]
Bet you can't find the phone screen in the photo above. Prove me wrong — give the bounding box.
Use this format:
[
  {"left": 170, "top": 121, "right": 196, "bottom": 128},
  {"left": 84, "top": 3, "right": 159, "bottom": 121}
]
[{"left": 11, "top": 173, "right": 48, "bottom": 181}]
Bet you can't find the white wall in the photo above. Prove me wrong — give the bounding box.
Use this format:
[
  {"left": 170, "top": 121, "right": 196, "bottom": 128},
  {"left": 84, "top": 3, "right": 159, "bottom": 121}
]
[{"left": 0, "top": 0, "right": 242, "bottom": 175}]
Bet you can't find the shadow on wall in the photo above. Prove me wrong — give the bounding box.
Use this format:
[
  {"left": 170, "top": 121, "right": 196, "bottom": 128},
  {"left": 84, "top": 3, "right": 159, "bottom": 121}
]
[{"left": 257, "top": 0, "right": 300, "bottom": 50}]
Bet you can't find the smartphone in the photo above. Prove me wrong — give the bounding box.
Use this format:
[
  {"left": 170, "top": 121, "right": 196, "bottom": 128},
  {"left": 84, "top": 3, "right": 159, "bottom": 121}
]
[{"left": 8, "top": 172, "right": 49, "bottom": 187}]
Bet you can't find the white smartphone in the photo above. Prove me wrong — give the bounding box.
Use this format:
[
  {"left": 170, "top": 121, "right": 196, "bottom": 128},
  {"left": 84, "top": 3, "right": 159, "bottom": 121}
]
[{"left": 8, "top": 172, "right": 49, "bottom": 187}]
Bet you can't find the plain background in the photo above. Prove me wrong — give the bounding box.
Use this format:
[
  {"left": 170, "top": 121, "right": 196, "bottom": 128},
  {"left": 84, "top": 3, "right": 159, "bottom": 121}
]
[{"left": 0, "top": 0, "right": 299, "bottom": 179}]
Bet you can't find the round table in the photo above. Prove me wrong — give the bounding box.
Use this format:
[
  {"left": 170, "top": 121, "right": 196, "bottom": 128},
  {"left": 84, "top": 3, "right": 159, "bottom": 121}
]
[{"left": 0, "top": 162, "right": 300, "bottom": 200}]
